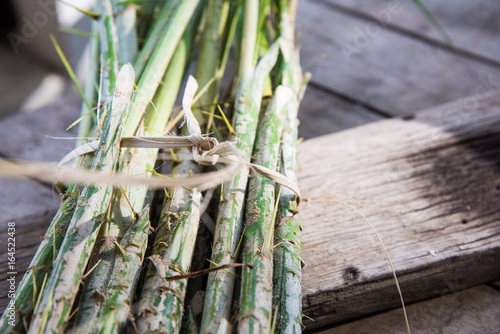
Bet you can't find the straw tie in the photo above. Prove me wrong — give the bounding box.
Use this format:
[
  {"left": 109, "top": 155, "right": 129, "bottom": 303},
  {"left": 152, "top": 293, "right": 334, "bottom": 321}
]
[{"left": 0, "top": 76, "right": 301, "bottom": 199}]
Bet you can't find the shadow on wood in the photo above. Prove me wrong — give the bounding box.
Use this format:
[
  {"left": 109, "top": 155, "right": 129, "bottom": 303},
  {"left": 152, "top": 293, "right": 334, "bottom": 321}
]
[{"left": 298, "top": 91, "right": 500, "bottom": 330}]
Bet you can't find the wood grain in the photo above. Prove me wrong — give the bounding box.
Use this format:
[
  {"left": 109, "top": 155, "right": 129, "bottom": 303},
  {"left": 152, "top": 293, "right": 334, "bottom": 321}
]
[
  {"left": 298, "top": 91, "right": 500, "bottom": 330},
  {"left": 1, "top": 92, "right": 500, "bottom": 327},
  {"left": 0, "top": 92, "right": 80, "bottom": 162},
  {"left": 296, "top": 0, "right": 500, "bottom": 116},
  {"left": 0, "top": 92, "right": 81, "bottom": 315},
  {"left": 0, "top": 211, "right": 55, "bottom": 313},
  {"left": 319, "top": 285, "right": 500, "bottom": 333},
  {"left": 325, "top": 0, "right": 500, "bottom": 65}
]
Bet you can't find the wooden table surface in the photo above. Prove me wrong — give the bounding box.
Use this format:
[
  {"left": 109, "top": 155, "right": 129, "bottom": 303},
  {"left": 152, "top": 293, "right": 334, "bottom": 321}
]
[{"left": 1, "top": 0, "right": 500, "bottom": 332}]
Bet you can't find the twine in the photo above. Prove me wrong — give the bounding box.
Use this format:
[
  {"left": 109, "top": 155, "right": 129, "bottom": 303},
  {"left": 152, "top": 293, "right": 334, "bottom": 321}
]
[{"left": 0, "top": 76, "right": 301, "bottom": 199}]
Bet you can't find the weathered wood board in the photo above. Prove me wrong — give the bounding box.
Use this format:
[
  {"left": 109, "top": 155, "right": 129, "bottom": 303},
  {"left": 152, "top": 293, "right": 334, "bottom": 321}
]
[
  {"left": 319, "top": 285, "right": 500, "bottom": 333},
  {"left": 0, "top": 93, "right": 80, "bottom": 311},
  {"left": 298, "top": 85, "right": 383, "bottom": 139},
  {"left": 325, "top": 0, "right": 500, "bottom": 65},
  {"left": 1, "top": 0, "right": 499, "bottom": 331},
  {"left": 298, "top": 91, "right": 500, "bottom": 330},
  {"left": 296, "top": 0, "right": 500, "bottom": 116},
  {"left": 0, "top": 208, "right": 60, "bottom": 312},
  {"left": 0, "top": 92, "right": 81, "bottom": 162},
  {"left": 1, "top": 90, "right": 499, "bottom": 331}
]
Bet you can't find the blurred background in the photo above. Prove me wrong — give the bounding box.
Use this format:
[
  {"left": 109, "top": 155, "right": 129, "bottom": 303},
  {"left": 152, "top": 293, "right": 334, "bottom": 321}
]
[
  {"left": 0, "top": 0, "right": 96, "bottom": 119},
  {"left": 3, "top": 0, "right": 500, "bottom": 138}
]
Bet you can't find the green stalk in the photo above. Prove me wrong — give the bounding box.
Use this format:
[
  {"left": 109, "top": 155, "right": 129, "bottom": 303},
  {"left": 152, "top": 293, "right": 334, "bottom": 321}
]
[
  {"left": 200, "top": 35, "right": 280, "bottom": 332},
  {"left": 239, "top": 0, "right": 258, "bottom": 78},
  {"left": 238, "top": 85, "right": 291, "bottom": 333},
  {"left": 97, "top": 0, "right": 120, "bottom": 99},
  {"left": 193, "top": 0, "right": 229, "bottom": 129},
  {"left": 68, "top": 5, "right": 138, "bottom": 328},
  {"left": 72, "top": 18, "right": 196, "bottom": 333},
  {"left": 186, "top": 308, "right": 200, "bottom": 334},
  {"left": 134, "top": 157, "right": 202, "bottom": 333},
  {"left": 133, "top": 8, "right": 208, "bottom": 330},
  {"left": 272, "top": 1, "right": 305, "bottom": 332},
  {"left": 123, "top": 0, "right": 200, "bottom": 138},
  {"left": 94, "top": 208, "right": 150, "bottom": 334},
  {"left": 115, "top": 3, "right": 138, "bottom": 64},
  {"left": 133, "top": 0, "right": 181, "bottom": 77},
  {"left": 77, "top": 21, "right": 100, "bottom": 146},
  {"left": 27, "top": 64, "right": 135, "bottom": 333},
  {"left": 272, "top": 107, "right": 302, "bottom": 334},
  {"left": 0, "top": 22, "right": 102, "bottom": 333},
  {"left": 0, "top": 195, "right": 77, "bottom": 333}
]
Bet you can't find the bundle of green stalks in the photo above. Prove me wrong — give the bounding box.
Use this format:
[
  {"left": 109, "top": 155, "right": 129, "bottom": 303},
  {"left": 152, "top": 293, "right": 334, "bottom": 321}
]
[{"left": 1, "top": 0, "right": 307, "bottom": 333}]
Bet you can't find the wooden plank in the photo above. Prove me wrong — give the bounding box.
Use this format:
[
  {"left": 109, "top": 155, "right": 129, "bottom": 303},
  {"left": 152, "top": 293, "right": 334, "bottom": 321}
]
[
  {"left": 297, "top": 91, "right": 500, "bottom": 330},
  {"left": 296, "top": 0, "right": 500, "bottom": 116},
  {"left": 0, "top": 91, "right": 80, "bottom": 161},
  {"left": 1, "top": 91, "right": 500, "bottom": 330},
  {"left": 325, "top": 0, "right": 500, "bottom": 65},
  {"left": 0, "top": 211, "right": 55, "bottom": 313},
  {"left": 298, "top": 85, "right": 384, "bottom": 139},
  {"left": 0, "top": 92, "right": 81, "bottom": 315},
  {"left": 0, "top": 90, "right": 80, "bottom": 235},
  {"left": 317, "top": 285, "right": 500, "bottom": 333}
]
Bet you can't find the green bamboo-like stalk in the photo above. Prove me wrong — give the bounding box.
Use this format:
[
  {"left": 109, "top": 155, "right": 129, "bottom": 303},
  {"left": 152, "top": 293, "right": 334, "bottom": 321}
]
[
  {"left": 77, "top": 21, "right": 100, "bottom": 147},
  {"left": 134, "top": 157, "right": 202, "bottom": 333},
  {"left": 133, "top": 0, "right": 181, "bottom": 77},
  {"left": 93, "top": 207, "right": 150, "bottom": 334},
  {"left": 186, "top": 308, "right": 200, "bottom": 334},
  {"left": 238, "top": 85, "right": 292, "bottom": 333},
  {"left": 200, "top": 4, "right": 263, "bottom": 330},
  {"left": 123, "top": 0, "right": 200, "bottom": 138},
  {"left": 199, "top": 33, "right": 281, "bottom": 334},
  {"left": 193, "top": 0, "right": 229, "bottom": 128},
  {"left": 114, "top": 3, "right": 138, "bottom": 65},
  {"left": 0, "top": 21, "right": 102, "bottom": 332},
  {"left": 0, "top": 195, "right": 76, "bottom": 333},
  {"left": 71, "top": 17, "right": 196, "bottom": 333},
  {"left": 272, "top": 1, "right": 305, "bottom": 332},
  {"left": 133, "top": 4, "right": 215, "bottom": 329},
  {"left": 239, "top": 0, "right": 258, "bottom": 78},
  {"left": 68, "top": 3, "right": 139, "bottom": 329},
  {"left": 97, "top": 0, "right": 120, "bottom": 99},
  {"left": 272, "top": 107, "right": 302, "bottom": 334},
  {"left": 25, "top": 6, "right": 121, "bottom": 331},
  {"left": 27, "top": 63, "right": 135, "bottom": 333}
]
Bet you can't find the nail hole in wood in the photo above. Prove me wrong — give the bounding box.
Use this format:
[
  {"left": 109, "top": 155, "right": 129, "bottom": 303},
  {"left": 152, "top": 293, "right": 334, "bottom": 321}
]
[{"left": 342, "top": 266, "right": 360, "bottom": 283}]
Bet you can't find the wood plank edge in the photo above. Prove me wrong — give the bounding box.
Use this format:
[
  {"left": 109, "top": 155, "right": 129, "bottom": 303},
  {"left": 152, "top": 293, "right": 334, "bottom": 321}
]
[{"left": 302, "top": 247, "right": 500, "bottom": 330}]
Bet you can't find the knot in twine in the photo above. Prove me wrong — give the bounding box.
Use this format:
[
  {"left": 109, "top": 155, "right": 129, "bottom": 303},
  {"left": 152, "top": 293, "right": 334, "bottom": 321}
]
[{"left": 55, "top": 76, "right": 301, "bottom": 198}]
